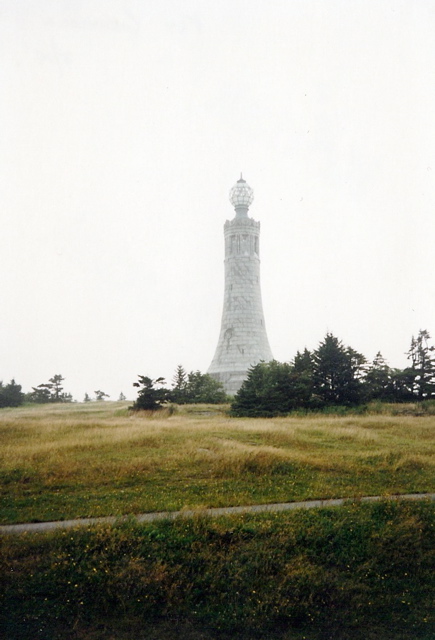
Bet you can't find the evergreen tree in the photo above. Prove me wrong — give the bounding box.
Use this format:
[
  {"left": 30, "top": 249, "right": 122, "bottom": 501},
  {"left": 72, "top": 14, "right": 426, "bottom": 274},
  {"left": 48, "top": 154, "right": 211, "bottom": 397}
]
[
  {"left": 171, "top": 365, "right": 189, "bottom": 404},
  {"left": 231, "top": 361, "right": 278, "bottom": 417},
  {"left": 50, "top": 375, "right": 65, "bottom": 401},
  {"left": 406, "top": 330, "right": 435, "bottom": 400},
  {"left": 388, "top": 368, "right": 416, "bottom": 402},
  {"left": 30, "top": 374, "right": 72, "bottom": 403},
  {"left": 365, "top": 352, "right": 393, "bottom": 401},
  {"left": 0, "top": 379, "right": 24, "bottom": 408},
  {"left": 291, "top": 349, "right": 314, "bottom": 407},
  {"left": 131, "top": 376, "right": 169, "bottom": 411},
  {"left": 293, "top": 349, "right": 313, "bottom": 374},
  {"left": 94, "top": 390, "right": 109, "bottom": 401},
  {"left": 232, "top": 360, "right": 307, "bottom": 417},
  {"left": 30, "top": 385, "right": 52, "bottom": 403},
  {"left": 312, "top": 334, "right": 366, "bottom": 406},
  {"left": 168, "top": 367, "right": 227, "bottom": 404},
  {"left": 184, "top": 371, "right": 227, "bottom": 404}
]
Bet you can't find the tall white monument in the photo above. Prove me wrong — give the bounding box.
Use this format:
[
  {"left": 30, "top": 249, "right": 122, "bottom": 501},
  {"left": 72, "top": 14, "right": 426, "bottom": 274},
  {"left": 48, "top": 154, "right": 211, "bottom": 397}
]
[{"left": 208, "top": 175, "right": 273, "bottom": 395}]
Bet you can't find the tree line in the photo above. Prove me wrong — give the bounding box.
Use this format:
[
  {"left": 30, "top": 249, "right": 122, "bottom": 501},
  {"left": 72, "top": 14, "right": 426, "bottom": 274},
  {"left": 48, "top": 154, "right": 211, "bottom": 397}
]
[
  {"left": 231, "top": 330, "right": 435, "bottom": 417},
  {"left": 0, "top": 374, "right": 116, "bottom": 408},
  {"left": 2, "top": 330, "right": 433, "bottom": 412},
  {"left": 130, "top": 366, "right": 227, "bottom": 411},
  {"left": 0, "top": 367, "right": 226, "bottom": 410}
]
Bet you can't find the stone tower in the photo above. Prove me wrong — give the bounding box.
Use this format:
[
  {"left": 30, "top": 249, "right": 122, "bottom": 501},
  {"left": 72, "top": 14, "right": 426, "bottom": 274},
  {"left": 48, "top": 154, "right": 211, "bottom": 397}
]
[{"left": 208, "top": 175, "right": 273, "bottom": 395}]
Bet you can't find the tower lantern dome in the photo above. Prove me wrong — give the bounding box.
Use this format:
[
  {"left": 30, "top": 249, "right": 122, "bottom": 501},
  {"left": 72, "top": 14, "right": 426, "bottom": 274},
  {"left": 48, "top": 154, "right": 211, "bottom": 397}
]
[{"left": 229, "top": 173, "right": 254, "bottom": 216}]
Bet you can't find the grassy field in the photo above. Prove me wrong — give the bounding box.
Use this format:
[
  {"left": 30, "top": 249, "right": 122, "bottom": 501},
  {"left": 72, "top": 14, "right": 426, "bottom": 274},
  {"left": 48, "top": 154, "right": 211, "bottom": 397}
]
[
  {"left": 1, "top": 500, "right": 434, "bottom": 639},
  {"left": 1, "top": 401, "right": 434, "bottom": 524},
  {"left": 1, "top": 402, "right": 434, "bottom": 639}
]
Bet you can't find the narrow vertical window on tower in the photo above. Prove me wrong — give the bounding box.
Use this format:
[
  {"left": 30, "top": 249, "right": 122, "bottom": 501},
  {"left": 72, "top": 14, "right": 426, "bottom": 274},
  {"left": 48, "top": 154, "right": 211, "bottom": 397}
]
[{"left": 207, "top": 176, "right": 273, "bottom": 395}]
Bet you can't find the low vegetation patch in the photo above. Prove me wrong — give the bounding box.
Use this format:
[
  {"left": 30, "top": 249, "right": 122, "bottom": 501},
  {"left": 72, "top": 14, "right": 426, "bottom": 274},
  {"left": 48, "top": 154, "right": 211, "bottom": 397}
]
[{"left": 1, "top": 500, "right": 434, "bottom": 639}]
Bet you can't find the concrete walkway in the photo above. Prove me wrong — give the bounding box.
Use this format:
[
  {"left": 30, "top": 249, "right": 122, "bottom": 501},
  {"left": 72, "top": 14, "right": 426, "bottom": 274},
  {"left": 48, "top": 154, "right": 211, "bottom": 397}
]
[{"left": 1, "top": 493, "right": 434, "bottom": 535}]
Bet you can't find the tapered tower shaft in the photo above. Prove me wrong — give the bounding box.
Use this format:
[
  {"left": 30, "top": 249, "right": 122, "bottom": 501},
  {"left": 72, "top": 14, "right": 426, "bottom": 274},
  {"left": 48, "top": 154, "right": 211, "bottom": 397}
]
[{"left": 208, "top": 176, "right": 273, "bottom": 395}]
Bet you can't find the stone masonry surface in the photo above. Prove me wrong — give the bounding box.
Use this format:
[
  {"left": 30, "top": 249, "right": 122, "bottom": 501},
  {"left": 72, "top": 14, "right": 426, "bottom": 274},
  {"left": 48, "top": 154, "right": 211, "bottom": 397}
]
[{"left": 208, "top": 177, "right": 273, "bottom": 395}]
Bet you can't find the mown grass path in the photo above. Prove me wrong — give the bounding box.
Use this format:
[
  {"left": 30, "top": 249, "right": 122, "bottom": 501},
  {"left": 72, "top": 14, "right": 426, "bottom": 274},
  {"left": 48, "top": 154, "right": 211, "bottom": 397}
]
[{"left": 2, "top": 492, "right": 434, "bottom": 535}]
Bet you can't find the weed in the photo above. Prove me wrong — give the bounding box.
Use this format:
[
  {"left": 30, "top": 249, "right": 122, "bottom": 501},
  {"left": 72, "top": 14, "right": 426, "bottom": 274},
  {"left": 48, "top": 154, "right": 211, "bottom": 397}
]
[{"left": 1, "top": 501, "right": 434, "bottom": 639}]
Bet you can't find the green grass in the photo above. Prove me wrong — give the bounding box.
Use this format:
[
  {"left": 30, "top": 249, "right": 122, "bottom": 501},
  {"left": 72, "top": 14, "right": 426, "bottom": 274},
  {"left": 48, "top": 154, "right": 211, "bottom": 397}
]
[
  {"left": 1, "top": 402, "right": 434, "bottom": 639},
  {"left": 1, "top": 500, "right": 434, "bottom": 639},
  {"left": 1, "top": 401, "right": 434, "bottom": 524}
]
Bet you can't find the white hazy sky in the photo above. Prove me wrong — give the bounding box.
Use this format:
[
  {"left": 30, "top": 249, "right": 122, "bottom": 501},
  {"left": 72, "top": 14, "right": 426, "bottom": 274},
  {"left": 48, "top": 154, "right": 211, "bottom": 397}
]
[{"left": 1, "top": 0, "right": 435, "bottom": 401}]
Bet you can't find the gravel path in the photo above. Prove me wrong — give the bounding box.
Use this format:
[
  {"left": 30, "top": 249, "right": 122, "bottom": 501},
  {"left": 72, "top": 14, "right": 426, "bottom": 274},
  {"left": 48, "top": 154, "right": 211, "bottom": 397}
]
[{"left": 1, "top": 493, "right": 434, "bottom": 535}]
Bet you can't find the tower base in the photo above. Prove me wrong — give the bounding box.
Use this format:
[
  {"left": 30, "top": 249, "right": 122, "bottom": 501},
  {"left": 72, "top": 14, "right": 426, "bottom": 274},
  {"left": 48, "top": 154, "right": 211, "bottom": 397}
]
[{"left": 208, "top": 370, "right": 251, "bottom": 397}]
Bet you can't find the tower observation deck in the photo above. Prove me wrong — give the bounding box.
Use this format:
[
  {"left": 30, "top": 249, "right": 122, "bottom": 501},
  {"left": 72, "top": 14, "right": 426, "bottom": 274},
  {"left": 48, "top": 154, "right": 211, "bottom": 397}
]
[{"left": 208, "top": 176, "right": 273, "bottom": 395}]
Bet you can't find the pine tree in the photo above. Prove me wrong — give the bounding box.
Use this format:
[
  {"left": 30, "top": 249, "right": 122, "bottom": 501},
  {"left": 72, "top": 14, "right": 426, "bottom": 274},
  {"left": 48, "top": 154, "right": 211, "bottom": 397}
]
[
  {"left": 365, "top": 352, "right": 392, "bottom": 401},
  {"left": 0, "top": 379, "right": 24, "bottom": 408},
  {"left": 312, "top": 334, "right": 366, "bottom": 406},
  {"left": 94, "top": 390, "right": 109, "bottom": 401},
  {"left": 291, "top": 349, "right": 314, "bottom": 407},
  {"left": 171, "top": 365, "right": 188, "bottom": 404},
  {"left": 31, "top": 374, "right": 72, "bottom": 403},
  {"left": 407, "top": 330, "right": 435, "bottom": 400},
  {"left": 184, "top": 371, "right": 227, "bottom": 404},
  {"left": 231, "top": 362, "right": 279, "bottom": 417},
  {"left": 131, "top": 376, "right": 169, "bottom": 411},
  {"left": 232, "top": 360, "right": 305, "bottom": 417}
]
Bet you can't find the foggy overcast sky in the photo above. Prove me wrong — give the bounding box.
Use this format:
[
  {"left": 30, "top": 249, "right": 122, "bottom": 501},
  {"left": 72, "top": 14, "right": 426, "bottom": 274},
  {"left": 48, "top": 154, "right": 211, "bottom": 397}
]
[{"left": 1, "top": 0, "right": 435, "bottom": 400}]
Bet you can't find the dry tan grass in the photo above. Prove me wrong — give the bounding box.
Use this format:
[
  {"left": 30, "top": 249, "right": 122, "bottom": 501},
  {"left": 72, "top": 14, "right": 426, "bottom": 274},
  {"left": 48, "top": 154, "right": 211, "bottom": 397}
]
[
  {"left": 1, "top": 402, "right": 434, "bottom": 524},
  {"left": 2, "top": 403, "right": 435, "bottom": 472}
]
